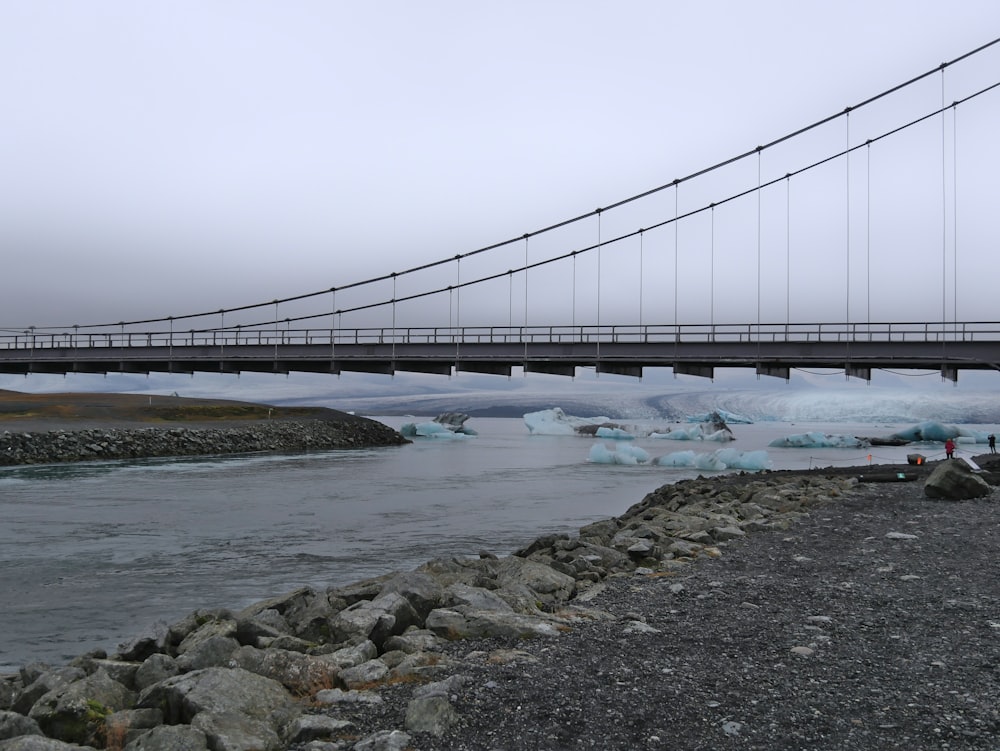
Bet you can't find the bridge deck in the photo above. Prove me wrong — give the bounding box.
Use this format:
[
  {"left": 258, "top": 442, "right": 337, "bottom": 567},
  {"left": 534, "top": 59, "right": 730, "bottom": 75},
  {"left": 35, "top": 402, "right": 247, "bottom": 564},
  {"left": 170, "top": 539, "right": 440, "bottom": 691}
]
[{"left": 1, "top": 331, "right": 998, "bottom": 381}]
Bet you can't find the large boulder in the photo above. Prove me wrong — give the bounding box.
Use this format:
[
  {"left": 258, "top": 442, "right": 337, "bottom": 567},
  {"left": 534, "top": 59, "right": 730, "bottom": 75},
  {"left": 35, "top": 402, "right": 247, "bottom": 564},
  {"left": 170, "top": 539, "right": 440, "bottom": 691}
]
[
  {"left": 925, "top": 459, "right": 993, "bottom": 500},
  {"left": 226, "top": 647, "right": 341, "bottom": 696},
  {"left": 27, "top": 670, "right": 136, "bottom": 746},
  {"left": 136, "top": 667, "right": 298, "bottom": 751}
]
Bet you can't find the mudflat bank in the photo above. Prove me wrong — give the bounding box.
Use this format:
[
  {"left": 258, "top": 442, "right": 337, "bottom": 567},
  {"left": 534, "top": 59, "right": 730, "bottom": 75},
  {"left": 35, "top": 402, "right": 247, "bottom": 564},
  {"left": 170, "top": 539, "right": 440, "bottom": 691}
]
[
  {"left": 0, "top": 390, "right": 408, "bottom": 464},
  {"left": 3, "top": 456, "right": 998, "bottom": 750}
]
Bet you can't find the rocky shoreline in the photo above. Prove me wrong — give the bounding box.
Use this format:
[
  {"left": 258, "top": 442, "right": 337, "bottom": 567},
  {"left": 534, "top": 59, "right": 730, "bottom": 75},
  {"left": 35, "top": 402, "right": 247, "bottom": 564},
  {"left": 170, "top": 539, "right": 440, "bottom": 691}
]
[
  {"left": 0, "top": 419, "right": 409, "bottom": 466},
  {"left": 5, "top": 457, "right": 996, "bottom": 750}
]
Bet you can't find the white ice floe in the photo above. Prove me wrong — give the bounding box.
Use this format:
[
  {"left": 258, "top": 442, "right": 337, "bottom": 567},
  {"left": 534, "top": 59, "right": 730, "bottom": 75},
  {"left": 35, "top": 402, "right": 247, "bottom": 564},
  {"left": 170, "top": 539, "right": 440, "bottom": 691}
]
[
  {"left": 649, "top": 425, "right": 734, "bottom": 442},
  {"left": 523, "top": 407, "right": 613, "bottom": 435},
  {"left": 399, "top": 421, "right": 473, "bottom": 439}
]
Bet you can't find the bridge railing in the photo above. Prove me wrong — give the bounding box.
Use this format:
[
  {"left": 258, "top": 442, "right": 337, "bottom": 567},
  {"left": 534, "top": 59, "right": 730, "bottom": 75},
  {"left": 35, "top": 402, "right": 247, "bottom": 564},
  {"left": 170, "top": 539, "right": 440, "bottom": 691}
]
[{"left": 1, "top": 321, "right": 998, "bottom": 350}]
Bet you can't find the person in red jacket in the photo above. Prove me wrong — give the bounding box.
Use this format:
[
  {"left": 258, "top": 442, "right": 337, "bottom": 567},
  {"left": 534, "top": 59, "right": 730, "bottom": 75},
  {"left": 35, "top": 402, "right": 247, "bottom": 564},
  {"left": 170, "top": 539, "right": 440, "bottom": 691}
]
[{"left": 945, "top": 438, "right": 956, "bottom": 459}]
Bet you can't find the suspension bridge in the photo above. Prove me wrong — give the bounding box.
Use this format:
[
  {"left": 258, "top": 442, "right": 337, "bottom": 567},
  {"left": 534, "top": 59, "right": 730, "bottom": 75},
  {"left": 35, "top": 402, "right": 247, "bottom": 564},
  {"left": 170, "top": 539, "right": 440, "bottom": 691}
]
[{"left": 3, "top": 40, "right": 1000, "bottom": 383}]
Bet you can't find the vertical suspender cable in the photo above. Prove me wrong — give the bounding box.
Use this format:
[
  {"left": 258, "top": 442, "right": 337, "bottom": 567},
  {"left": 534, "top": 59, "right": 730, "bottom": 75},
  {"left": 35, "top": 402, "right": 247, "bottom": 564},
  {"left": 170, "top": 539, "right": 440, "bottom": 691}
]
[
  {"left": 866, "top": 143, "right": 871, "bottom": 329},
  {"left": 845, "top": 109, "right": 851, "bottom": 327},
  {"left": 638, "top": 229, "right": 644, "bottom": 330},
  {"left": 756, "top": 148, "right": 761, "bottom": 337},
  {"left": 710, "top": 205, "right": 715, "bottom": 331},
  {"left": 786, "top": 176, "right": 791, "bottom": 325},
  {"left": 391, "top": 272, "right": 397, "bottom": 368},
  {"left": 673, "top": 182, "right": 679, "bottom": 331},
  {"left": 508, "top": 270, "right": 513, "bottom": 335},
  {"left": 941, "top": 66, "right": 948, "bottom": 326},
  {"left": 572, "top": 249, "right": 577, "bottom": 331},
  {"left": 952, "top": 103, "right": 958, "bottom": 327},
  {"left": 330, "top": 289, "right": 336, "bottom": 365},
  {"left": 596, "top": 208, "right": 602, "bottom": 368},
  {"left": 523, "top": 235, "right": 529, "bottom": 370},
  {"left": 454, "top": 258, "right": 460, "bottom": 371}
]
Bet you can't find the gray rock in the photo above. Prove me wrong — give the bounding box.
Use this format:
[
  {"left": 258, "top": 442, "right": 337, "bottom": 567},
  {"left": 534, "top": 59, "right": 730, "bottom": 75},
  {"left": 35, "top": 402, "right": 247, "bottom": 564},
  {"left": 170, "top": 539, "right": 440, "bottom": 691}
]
[
  {"left": 404, "top": 695, "right": 459, "bottom": 736},
  {"left": 176, "top": 619, "right": 238, "bottom": 658},
  {"left": 382, "top": 629, "right": 444, "bottom": 654},
  {"left": 134, "top": 655, "right": 178, "bottom": 693},
  {"left": 443, "top": 583, "right": 513, "bottom": 612},
  {"left": 28, "top": 670, "right": 136, "bottom": 746},
  {"left": 338, "top": 660, "right": 388, "bottom": 690},
  {"left": 329, "top": 593, "right": 419, "bottom": 650},
  {"left": 12, "top": 668, "right": 86, "bottom": 716},
  {"left": 285, "top": 715, "right": 354, "bottom": 744},
  {"left": 493, "top": 557, "right": 576, "bottom": 605},
  {"left": 175, "top": 636, "right": 240, "bottom": 672},
  {"left": 123, "top": 724, "right": 209, "bottom": 751},
  {"left": 377, "top": 571, "right": 445, "bottom": 620},
  {"left": 0, "top": 737, "right": 96, "bottom": 750},
  {"left": 0, "top": 711, "right": 41, "bottom": 741},
  {"left": 135, "top": 667, "right": 298, "bottom": 737},
  {"left": 352, "top": 729, "right": 412, "bottom": 751},
  {"left": 103, "top": 708, "right": 162, "bottom": 749},
  {"left": 321, "top": 641, "right": 378, "bottom": 670},
  {"left": 424, "top": 608, "right": 563, "bottom": 640},
  {"left": 190, "top": 709, "right": 281, "bottom": 751},
  {"left": 925, "top": 459, "right": 993, "bottom": 499},
  {"left": 227, "top": 646, "right": 341, "bottom": 696}
]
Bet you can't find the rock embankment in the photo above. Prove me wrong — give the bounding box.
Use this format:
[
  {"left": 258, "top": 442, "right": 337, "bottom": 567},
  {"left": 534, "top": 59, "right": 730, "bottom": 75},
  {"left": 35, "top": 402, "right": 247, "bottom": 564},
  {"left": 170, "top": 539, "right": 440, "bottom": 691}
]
[
  {"left": 0, "top": 472, "right": 865, "bottom": 750},
  {"left": 0, "top": 419, "right": 408, "bottom": 466}
]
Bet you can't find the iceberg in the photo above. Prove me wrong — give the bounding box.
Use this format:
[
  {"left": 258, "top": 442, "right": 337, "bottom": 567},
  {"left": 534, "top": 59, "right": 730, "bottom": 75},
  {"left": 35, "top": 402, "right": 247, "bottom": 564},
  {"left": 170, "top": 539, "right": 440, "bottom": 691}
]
[
  {"left": 649, "top": 425, "right": 734, "bottom": 442},
  {"left": 523, "top": 407, "right": 614, "bottom": 436},
  {"left": 595, "top": 426, "right": 635, "bottom": 440},
  {"left": 588, "top": 442, "right": 651, "bottom": 465},
  {"left": 686, "top": 409, "right": 753, "bottom": 424},
  {"left": 399, "top": 421, "right": 473, "bottom": 439},
  {"left": 768, "top": 432, "right": 867, "bottom": 449},
  {"left": 652, "top": 448, "right": 771, "bottom": 471},
  {"left": 886, "top": 420, "right": 992, "bottom": 444},
  {"left": 713, "top": 448, "right": 773, "bottom": 470}
]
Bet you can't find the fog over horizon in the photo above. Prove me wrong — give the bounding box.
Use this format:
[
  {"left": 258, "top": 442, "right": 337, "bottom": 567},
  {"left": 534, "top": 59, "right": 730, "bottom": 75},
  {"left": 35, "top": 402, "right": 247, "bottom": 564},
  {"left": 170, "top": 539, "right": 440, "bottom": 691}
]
[{"left": 3, "top": 2, "right": 1000, "bottom": 332}]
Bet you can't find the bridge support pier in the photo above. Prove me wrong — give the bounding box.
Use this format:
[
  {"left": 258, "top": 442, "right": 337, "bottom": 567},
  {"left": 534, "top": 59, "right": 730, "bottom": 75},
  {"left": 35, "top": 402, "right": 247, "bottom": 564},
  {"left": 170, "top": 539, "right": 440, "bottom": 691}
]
[
  {"left": 673, "top": 363, "right": 714, "bottom": 379},
  {"left": 845, "top": 365, "right": 871, "bottom": 382},
  {"left": 941, "top": 366, "right": 958, "bottom": 383},
  {"left": 756, "top": 364, "right": 790, "bottom": 381}
]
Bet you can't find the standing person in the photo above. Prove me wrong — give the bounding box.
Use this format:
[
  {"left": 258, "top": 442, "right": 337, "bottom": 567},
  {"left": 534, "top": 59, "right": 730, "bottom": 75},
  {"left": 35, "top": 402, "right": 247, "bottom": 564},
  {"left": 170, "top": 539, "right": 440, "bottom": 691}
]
[
  {"left": 989, "top": 433, "right": 996, "bottom": 454},
  {"left": 945, "top": 438, "right": 955, "bottom": 459}
]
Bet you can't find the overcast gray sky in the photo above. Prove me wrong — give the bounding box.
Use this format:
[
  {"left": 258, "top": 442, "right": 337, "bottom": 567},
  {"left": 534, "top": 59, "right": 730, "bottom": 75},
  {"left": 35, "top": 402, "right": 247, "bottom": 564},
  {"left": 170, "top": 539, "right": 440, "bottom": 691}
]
[{"left": 2, "top": 1, "right": 999, "bottom": 332}]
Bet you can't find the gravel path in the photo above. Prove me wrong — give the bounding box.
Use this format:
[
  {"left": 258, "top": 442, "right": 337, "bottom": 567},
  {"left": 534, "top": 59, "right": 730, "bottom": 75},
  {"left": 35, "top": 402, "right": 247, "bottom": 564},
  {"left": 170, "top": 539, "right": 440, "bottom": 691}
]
[{"left": 343, "top": 474, "right": 1000, "bottom": 751}]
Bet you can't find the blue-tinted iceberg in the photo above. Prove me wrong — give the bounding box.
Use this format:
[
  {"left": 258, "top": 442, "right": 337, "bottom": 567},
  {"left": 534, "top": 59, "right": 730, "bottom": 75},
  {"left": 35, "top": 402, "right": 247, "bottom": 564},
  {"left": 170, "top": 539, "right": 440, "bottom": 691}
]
[
  {"left": 653, "top": 448, "right": 771, "bottom": 471},
  {"left": 399, "top": 421, "right": 473, "bottom": 439},
  {"left": 888, "top": 421, "right": 989, "bottom": 444},
  {"left": 588, "top": 443, "right": 651, "bottom": 465},
  {"left": 595, "top": 426, "right": 635, "bottom": 440},
  {"left": 768, "top": 432, "right": 867, "bottom": 449},
  {"left": 686, "top": 409, "right": 753, "bottom": 424}
]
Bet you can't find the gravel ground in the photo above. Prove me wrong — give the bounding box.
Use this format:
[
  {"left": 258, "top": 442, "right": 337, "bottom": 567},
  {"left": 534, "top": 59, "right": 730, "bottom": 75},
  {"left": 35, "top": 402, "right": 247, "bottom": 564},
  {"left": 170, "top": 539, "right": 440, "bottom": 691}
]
[{"left": 327, "top": 467, "right": 1000, "bottom": 751}]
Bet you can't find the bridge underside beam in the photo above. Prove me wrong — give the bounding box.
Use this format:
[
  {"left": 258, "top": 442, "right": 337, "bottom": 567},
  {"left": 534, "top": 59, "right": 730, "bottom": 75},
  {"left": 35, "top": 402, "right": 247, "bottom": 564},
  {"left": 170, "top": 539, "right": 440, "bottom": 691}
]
[
  {"left": 756, "top": 364, "right": 790, "bottom": 381},
  {"left": 596, "top": 362, "right": 643, "bottom": 378},
  {"left": 673, "top": 363, "right": 715, "bottom": 379},
  {"left": 525, "top": 362, "right": 577, "bottom": 377},
  {"left": 457, "top": 361, "right": 512, "bottom": 377},
  {"left": 845, "top": 365, "right": 872, "bottom": 382}
]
